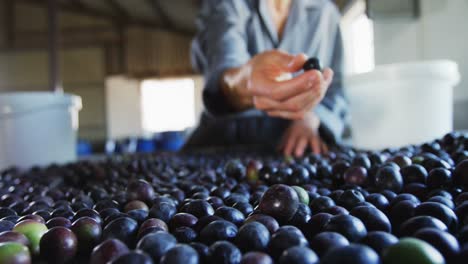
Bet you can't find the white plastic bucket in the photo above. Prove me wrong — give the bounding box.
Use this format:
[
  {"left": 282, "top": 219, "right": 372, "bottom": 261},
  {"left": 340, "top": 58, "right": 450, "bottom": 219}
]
[
  {"left": 345, "top": 60, "right": 461, "bottom": 150},
  {"left": 0, "top": 92, "right": 82, "bottom": 170}
]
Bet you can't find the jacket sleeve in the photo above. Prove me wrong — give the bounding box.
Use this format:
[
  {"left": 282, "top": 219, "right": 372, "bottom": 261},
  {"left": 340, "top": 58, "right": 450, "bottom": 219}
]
[
  {"left": 315, "top": 9, "right": 350, "bottom": 144},
  {"left": 191, "top": 1, "right": 252, "bottom": 116}
]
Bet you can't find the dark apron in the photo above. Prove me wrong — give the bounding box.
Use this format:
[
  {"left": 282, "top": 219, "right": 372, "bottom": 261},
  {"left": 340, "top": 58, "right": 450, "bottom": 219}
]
[{"left": 184, "top": 112, "right": 291, "bottom": 151}]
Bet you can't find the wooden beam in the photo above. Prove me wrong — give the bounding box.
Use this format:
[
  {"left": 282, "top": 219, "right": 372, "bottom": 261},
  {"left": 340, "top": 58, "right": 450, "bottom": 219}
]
[
  {"left": 105, "top": 0, "right": 129, "bottom": 18},
  {"left": 13, "top": 27, "right": 119, "bottom": 49},
  {"left": 116, "top": 23, "right": 126, "bottom": 74},
  {"left": 145, "top": 0, "right": 173, "bottom": 28},
  {"left": 126, "top": 68, "right": 196, "bottom": 79},
  {"left": 4, "top": 0, "right": 15, "bottom": 49},
  {"left": 48, "top": 0, "right": 63, "bottom": 92},
  {"left": 104, "top": 0, "right": 128, "bottom": 73},
  {"left": 16, "top": 0, "right": 194, "bottom": 36}
]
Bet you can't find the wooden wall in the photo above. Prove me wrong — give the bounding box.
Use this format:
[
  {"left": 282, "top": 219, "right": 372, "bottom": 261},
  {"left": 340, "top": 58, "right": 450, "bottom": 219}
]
[
  {"left": 126, "top": 26, "right": 193, "bottom": 77},
  {"left": 0, "top": 1, "right": 198, "bottom": 142}
]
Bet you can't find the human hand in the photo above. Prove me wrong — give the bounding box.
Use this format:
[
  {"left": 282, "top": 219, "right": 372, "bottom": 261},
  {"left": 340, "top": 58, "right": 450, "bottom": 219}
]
[
  {"left": 253, "top": 57, "right": 334, "bottom": 120},
  {"left": 222, "top": 50, "right": 329, "bottom": 112},
  {"left": 222, "top": 50, "right": 333, "bottom": 118},
  {"left": 245, "top": 50, "right": 311, "bottom": 98},
  {"left": 279, "top": 112, "right": 328, "bottom": 157}
]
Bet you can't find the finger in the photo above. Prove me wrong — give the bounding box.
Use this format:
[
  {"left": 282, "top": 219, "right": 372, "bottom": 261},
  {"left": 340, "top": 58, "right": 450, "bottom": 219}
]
[
  {"left": 309, "top": 69, "right": 330, "bottom": 95},
  {"left": 321, "top": 140, "right": 329, "bottom": 154},
  {"left": 268, "top": 49, "right": 294, "bottom": 63},
  {"left": 310, "top": 136, "right": 321, "bottom": 154},
  {"left": 272, "top": 72, "right": 330, "bottom": 113},
  {"left": 265, "top": 71, "right": 317, "bottom": 100},
  {"left": 254, "top": 91, "right": 311, "bottom": 112},
  {"left": 253, "top": 96, "right": 281, "bottom": 111},
  {"left": 322, "top": 68, "right": 334, "bottom": 86},
  {"left": 267, "top": 50, "right": 305, "bottom": 72},
  {"left": 278, "top": 87, "right": 321, "bottom": 112},
  {"left": 310, "top": 69, "right": 332, "bottom": 96},
  {"left": 284, "top": 132, "right": 298, "bottom": 157},
  {"left": 273, "top": 53, "right": 308, "bottom": 82},
  {"left": 285, "top": 53, "right": 308, "bottom": 72},
  {"left": 267, "top": 94, "right": 321, "bottom": 119},
  {"left": 295, "top": 136, "right": 309, "bottom": 158},
  {"left": 277, "top": 128, "right": 290, "bottom": 151},
  {"left": 267, "top": 110, "right": 307, "bottom": 120}
]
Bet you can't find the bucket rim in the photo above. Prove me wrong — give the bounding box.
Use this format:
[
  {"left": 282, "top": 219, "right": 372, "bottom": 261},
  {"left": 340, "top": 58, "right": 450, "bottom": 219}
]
[
  {"left": 345, "top": 60, "right": 461, "bottom": 89},
  {"left": 0, "top": 92, "right": 82, "bottom": 116}
]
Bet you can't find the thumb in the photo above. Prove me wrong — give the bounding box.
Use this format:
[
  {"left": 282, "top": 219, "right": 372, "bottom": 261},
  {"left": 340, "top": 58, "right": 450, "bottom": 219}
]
[
  {"left": 270, "top": 51, "right": 308, "bottom": 73},
  {"left": 285, "top": 53, "right": 308, "bottom": 72},
  {"left": 323, "top": 68, "right": 334, "bottom": 86}
]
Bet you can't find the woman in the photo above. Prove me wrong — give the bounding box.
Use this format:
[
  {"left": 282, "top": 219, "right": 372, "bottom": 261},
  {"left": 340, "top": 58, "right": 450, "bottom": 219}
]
[{"left": 186, "top": 0, "right": 349, "bottom": 157}]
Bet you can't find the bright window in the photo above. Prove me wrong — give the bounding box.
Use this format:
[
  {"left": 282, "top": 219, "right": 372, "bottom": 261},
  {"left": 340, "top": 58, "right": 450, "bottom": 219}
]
[
  {"left": 342, "top": 0, "right": 376, "bottom": 74},
  {"left": 349, "top": 13, "right": 375, "bottom": 74},
  {"left": 141, "top": 78, "right": 196, "bottom": 133}
]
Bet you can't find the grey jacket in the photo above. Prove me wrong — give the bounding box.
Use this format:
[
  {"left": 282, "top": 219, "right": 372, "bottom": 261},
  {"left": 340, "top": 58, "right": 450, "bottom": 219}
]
[{"left": 186, "top": 0, "right": 349, "bottom": 149}]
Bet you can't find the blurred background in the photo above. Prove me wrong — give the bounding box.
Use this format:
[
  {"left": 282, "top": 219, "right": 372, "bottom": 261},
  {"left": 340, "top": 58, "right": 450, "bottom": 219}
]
[{"left": 0, "top": 0, "right": 466, "bottom": 160}]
